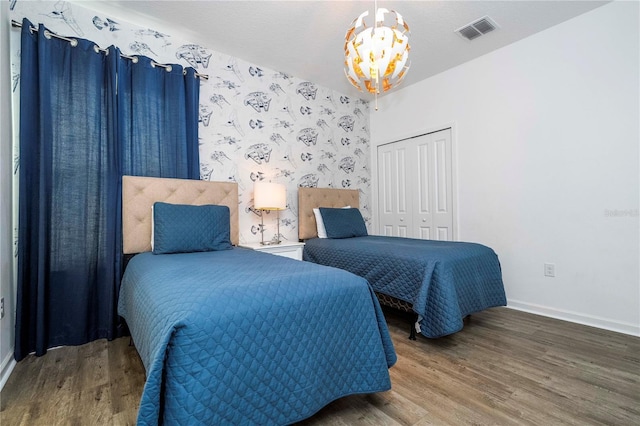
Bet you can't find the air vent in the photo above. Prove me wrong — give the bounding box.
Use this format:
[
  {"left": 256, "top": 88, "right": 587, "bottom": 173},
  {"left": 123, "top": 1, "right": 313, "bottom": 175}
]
[{"left": 455, "top": 16, "right": 498, "bottom": 41}]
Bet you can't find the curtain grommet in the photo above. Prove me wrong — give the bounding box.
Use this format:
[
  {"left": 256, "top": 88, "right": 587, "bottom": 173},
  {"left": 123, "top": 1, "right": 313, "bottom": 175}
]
[
  {"left": 43, "top": 28, "right": 78, "bottom": 47},
  {"left": 151, "top": 61, "right": 172, "bottom": 72},
  {"left": 93, "top": 45, "right": 109, "bottom": 55}
]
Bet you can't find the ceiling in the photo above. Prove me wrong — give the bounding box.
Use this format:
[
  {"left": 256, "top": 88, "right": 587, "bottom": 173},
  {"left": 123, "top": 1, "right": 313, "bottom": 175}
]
[{"left": 85, "top": 0, "right": 609, "bottom": 99}]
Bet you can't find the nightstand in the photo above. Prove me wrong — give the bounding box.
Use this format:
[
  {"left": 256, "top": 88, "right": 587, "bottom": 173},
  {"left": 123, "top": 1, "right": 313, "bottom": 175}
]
[{"left": 239, "top": 241, "right": 305, "bottom": 261}]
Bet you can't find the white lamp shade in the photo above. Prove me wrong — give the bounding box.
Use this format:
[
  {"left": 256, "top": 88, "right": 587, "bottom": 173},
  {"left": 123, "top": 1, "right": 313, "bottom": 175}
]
[{"left": 254, "top": 182, "right": 286, "bottom": 210}]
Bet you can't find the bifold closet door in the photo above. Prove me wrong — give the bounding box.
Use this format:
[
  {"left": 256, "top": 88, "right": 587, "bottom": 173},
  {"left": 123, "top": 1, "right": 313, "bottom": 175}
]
[
  {"left": 377, "top": 128, "right": 454, "bottom": 240},
  {"left": 415, "top": 129, "right": 454, "bottom": 240},
  {"left": 377, "top": 141, "right": 411, "bottom": 237}
]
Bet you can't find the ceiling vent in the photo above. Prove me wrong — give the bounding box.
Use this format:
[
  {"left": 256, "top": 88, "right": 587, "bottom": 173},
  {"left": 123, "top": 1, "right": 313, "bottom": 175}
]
[{"left": 455, "top": 16, "right": 498, "bottom": 41}]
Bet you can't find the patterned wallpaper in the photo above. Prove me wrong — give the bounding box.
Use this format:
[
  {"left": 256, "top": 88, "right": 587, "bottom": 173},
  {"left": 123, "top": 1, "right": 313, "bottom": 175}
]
[{"left": 9, "top": 0, "right": 371, "bottom": 244}]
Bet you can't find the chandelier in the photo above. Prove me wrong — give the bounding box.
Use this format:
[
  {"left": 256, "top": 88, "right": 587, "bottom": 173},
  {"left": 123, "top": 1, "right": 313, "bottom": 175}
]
[{"left": 344, "top": 1, "right": 411, "bottom": 110}]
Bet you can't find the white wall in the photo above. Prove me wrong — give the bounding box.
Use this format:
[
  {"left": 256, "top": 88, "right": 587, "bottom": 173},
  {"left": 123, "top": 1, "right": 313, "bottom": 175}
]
[
  {"left": 0, "top": 0, "right": 17, "bottom": 389},
  {"left": 371, "top": 1, "right": 640, "bottom": 335}
]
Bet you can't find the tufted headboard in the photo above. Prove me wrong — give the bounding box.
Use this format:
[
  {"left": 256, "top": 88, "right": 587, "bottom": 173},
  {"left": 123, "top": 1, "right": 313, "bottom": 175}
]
[
  {"left": 298, "top": 187, "right": 359, "bottom": 240},
  {"left": 122, "top": 176, "right": 239, "bottom": 254}
]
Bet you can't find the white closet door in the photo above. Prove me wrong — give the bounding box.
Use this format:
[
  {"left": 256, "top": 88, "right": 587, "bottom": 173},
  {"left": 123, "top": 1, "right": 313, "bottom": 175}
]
[
  {"left": 414, "top": 136, "right": 433, "bottom": 239},
  {"left": 431, "top": 129, "right": 454, "bottom": 241},
  {"left": 377, "top": 128, "right": 454, "bottom": 241},
  {"left": 377, "top": 142, "right": 411, "bottom": 237}
]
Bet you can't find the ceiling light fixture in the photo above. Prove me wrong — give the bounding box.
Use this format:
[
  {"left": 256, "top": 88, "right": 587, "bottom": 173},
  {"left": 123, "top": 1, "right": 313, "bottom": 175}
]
[{"left": 344, "top": 0, "right": 411, "bottom": 110}]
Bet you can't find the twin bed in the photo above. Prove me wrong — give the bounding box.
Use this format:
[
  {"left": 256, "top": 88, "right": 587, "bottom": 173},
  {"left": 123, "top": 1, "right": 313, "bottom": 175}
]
[
  {"left": 118, "top": 176, "right": 396, "bottom": 425},
  {"left": 118, "top": 176, "right": 506, "bottom": 424},
  {"left": 298, "top": 187, "right": 507, "bottom": 339}
]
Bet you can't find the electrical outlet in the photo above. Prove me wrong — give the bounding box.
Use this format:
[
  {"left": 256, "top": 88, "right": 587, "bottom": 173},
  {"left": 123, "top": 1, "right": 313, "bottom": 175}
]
[
  {"left": 544, "top": 263, "right": 555, "bottom": 277},
  {"left": 0, "top": 297, "right": 4, "bottom": 319}
]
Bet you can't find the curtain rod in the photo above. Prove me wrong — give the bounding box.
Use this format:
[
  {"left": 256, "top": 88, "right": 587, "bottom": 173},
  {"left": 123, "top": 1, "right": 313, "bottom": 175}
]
[{"left": 10, "top": 19, "right": 209, "bottom": 81}]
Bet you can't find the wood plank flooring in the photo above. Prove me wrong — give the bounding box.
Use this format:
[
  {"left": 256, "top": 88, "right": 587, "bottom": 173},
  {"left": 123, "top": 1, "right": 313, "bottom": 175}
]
[{"left": 1, "top": 307, "right": 639, "bottom": 425}]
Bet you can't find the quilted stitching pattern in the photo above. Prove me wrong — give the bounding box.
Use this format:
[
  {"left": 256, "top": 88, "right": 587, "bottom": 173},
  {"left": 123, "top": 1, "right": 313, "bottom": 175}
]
[
  {"left": 153, "top": 202, "right": 231, "bottom": 254},
  {"left": 118, "top": 248, "right": 396, "bottom": 425},
  {"left": 319, "top": 207, "right": 368, "bottom": 239},
  {"left": 303, "top": 236, "right": 507, "bottom": 338}
]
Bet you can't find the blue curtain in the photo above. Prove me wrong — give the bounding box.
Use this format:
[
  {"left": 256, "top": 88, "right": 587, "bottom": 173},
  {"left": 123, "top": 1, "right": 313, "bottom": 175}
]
[
  {"left": 15, "top": 20, "right": 200, "bottom": 361},
  {"left": 117, "top": 51, "right": 200, "bottom": 178}
]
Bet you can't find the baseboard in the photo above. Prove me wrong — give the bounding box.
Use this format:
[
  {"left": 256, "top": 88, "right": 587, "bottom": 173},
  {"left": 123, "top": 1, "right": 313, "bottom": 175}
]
[
  {"left": 0, "top": 347, "right": 16, "bottom": 392},
  {"left": 507, "top": 299, "right": 640, "bottom": 337}
]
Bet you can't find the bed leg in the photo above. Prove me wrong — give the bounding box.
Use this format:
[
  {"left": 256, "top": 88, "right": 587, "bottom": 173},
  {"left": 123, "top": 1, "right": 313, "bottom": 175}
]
[{"left": 409, "top": 313, "right": 419, "bottom": 340}]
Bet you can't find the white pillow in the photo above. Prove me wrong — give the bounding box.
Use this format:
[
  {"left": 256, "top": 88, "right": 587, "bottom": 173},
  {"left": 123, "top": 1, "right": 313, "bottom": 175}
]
[
  {"left": 313, "top": 206, "right": 350, "bottom": 238},
  {"left": 313, "top": 208, "right": 327, "bottom": 238}
]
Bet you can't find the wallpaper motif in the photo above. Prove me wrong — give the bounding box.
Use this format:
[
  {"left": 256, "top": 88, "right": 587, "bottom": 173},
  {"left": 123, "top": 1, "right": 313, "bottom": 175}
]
[{"left": 10, "top": 0, "right": 371, "bottom": 244}]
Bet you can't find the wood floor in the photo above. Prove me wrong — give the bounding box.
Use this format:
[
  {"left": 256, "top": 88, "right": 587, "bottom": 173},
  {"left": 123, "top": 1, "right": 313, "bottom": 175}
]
[{"left": 1, "top": 307, "right": 639, "bottom": 425}]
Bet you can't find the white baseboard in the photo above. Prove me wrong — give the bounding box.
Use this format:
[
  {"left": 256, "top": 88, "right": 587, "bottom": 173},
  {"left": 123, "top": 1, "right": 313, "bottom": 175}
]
[
  {"left": 507, "top": 299, "right": 640, "bottom": 337},
  {"left": 0, "top": 347, "right": 16, "bottom": 392}
]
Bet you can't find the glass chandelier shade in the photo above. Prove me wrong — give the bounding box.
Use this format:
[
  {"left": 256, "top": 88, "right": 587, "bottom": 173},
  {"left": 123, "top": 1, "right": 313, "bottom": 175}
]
[{"left": 344, "top": 7, "right": 411, "bottom": 97}]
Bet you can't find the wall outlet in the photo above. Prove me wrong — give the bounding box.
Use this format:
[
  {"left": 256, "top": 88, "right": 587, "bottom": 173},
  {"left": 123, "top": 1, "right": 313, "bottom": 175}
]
[
  {"left": 0, "top": 297, "right": 4, "bottom": 319},
  {"left": 544, "top": 263, "right": 555, "bottom": 277}
]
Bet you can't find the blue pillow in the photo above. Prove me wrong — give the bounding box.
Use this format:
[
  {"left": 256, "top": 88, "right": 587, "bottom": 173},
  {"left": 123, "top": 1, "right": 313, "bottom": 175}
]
[
  {"left": 153, "top": 202, "right": 232, "bottom": 254},
  {"left": 319, "top": 207, "right": 368, "bottom": 239}
]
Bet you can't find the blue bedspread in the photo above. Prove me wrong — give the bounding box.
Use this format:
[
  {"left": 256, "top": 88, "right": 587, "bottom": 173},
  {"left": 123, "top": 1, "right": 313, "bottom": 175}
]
[
  {"left": 118, "top": 248, "right": 396, "bottom": 425},
  {"left": 303, "top": 236, "right": 507, "bottom": 338}
]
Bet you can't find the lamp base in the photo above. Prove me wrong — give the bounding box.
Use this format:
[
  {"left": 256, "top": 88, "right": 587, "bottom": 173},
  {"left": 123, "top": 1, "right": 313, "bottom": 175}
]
[
  {"left": 260, "top": 239, "right": 281, "bottom": 246},
  {"left": 260, "top": 209, "right": 282, "bottom": 246}
]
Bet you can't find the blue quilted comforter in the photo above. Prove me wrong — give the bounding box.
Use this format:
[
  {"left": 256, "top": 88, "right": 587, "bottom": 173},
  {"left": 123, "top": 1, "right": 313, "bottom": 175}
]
[
  {"left": 303, "top": 236, "right": 506, "bottom": 338},
  {"left": 118, "top": 248, "right": 396, "bottom": 425}
]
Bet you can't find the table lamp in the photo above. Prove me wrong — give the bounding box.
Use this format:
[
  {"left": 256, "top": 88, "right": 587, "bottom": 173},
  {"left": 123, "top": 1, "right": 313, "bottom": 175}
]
[{"left": 254, "top": 182, "right": 286, "bottom": 245}]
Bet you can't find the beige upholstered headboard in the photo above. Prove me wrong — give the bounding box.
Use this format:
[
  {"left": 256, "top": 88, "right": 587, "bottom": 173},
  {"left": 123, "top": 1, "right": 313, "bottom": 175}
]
[
  {"left": 122, "top": 176, "right": 239, "bottom": 254},
  {"left": 298, "top": 187, "right": 359, "bottom": 240}
]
